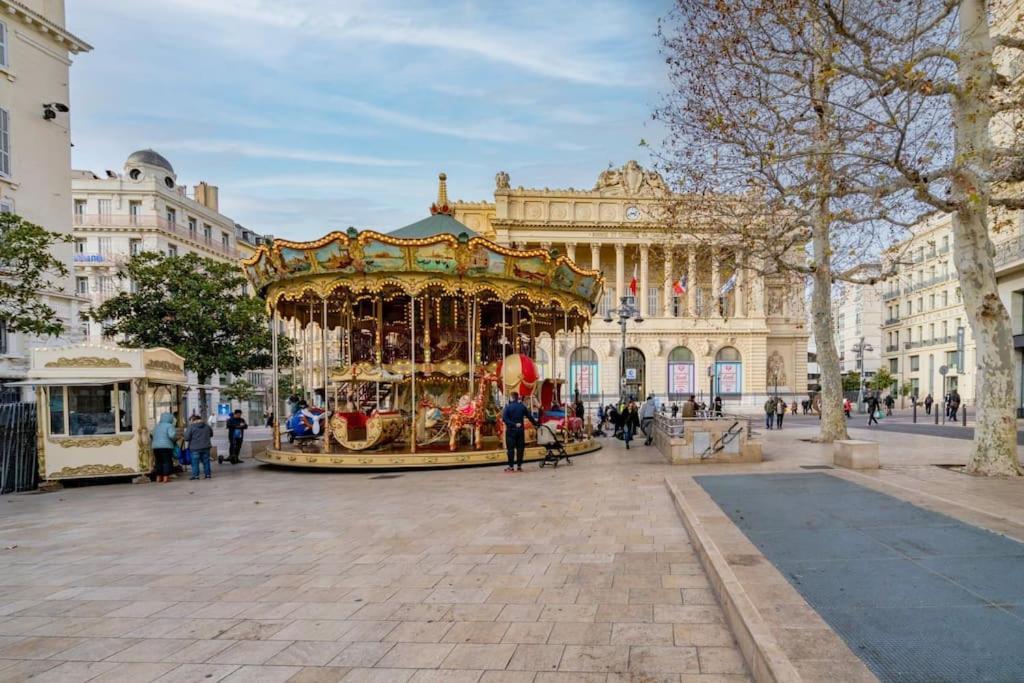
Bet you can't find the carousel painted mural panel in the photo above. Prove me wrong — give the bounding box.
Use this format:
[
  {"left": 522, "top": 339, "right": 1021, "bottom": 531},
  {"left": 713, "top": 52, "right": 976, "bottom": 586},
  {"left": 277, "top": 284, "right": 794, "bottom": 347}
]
[
  {"left": 279, "top": 247, "right": 313, "bottom": 274},
  {"left": 413, "top": 242, "right": 458, "bottom": 273},
  {"left": 465, "top": 245, "right": 506, "bottom": 277},
  {"left": 512, "top": 256, "right": 549, "bottom": 284},
  {"left": 312, "top": 239, "right": 356, "bottom": 273},
  {"left": 362, "top": 239, "right": 406, "bottom": 272}
]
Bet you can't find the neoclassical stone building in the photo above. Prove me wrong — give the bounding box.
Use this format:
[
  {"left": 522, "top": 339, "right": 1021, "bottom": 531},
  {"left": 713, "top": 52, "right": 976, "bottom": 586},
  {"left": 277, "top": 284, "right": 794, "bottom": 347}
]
[{"left": 452, "top": 162, "right": 809, "bottom": 409}]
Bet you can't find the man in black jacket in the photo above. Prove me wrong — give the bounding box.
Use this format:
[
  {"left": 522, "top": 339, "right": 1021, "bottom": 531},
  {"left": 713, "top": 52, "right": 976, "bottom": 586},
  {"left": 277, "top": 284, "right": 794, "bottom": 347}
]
[
  {"left": 225, "top": 410, "right": 248, "bottom": 464},
  {"left": 502, "top": 392, "right": 538, "bottom": 472}
]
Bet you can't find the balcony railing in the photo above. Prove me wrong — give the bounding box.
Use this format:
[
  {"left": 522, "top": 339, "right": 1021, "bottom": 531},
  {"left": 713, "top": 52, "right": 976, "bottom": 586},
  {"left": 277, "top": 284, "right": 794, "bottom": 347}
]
[
  {"left": 883, "top": 289, "right": 901, "bottom": 301},
  {"left": 885, "top": 344, "right": 900, "bottom": 353},
  {"left": 73, "top": 214, "right": 239, "bottom": 259},
  {"left": 883, "top": 317, "right": 900, "bottom": 326},
  {"left": 993, "top": 234, "right": 1024, "bottom": 269}
]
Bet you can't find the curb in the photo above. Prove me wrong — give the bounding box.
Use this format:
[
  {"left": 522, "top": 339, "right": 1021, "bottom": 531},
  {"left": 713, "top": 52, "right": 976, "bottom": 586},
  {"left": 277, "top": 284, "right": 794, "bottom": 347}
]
[{"left": 664, "top": 476, "right": 801, "bottom": 682}]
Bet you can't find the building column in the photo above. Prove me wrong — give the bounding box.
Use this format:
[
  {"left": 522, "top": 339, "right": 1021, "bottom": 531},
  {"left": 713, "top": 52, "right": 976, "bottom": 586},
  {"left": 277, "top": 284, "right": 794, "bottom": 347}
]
[
  {"left": 615, "top": 243, "right": 625, "bottom": 304},
  {"left": 566, "top": 243, "right": 577, "bottom": 262},
  {"left": 687, "top": 245, "right": 697, "bottom": 316},
  {"left": 711, "top": 247, "right": 721, "bottom": 318},
  {"left": 639, "top": 245, "right": 650, "bottom": 317},
  {"left": 590, "top": 243, "right": 601, "bottom": 272},
  {"left": 736, "top": 261, "right": 747, "bottom": 318},
  {"left": 663, "top": 248, "right": 674, "bottom": 318},
  {"left": 751, "top": 258, "right": 765, "bottom": 315}
]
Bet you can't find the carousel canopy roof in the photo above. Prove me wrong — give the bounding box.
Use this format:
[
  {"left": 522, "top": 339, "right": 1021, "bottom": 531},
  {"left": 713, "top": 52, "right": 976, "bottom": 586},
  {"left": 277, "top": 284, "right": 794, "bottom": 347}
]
[
  {"left": 389, "top": 173, "right": 477, "bottom": 239},
  {"left": 389, "top": 212, "right": 477, "bottom": 240}
]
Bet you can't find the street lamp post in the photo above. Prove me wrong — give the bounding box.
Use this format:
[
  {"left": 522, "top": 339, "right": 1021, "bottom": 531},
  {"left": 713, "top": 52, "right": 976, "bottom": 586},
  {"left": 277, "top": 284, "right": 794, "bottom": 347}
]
[
  {"left": 604, "top": 295, "right": 644, "bottom": 403},
  {"left": 853, "top": 336, "right": 873, "bottom": 413}
]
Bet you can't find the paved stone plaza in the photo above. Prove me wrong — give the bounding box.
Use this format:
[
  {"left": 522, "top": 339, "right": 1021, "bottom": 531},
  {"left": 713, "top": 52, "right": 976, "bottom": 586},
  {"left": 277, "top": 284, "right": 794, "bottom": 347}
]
[{"left": 0, "top": 440, "right": 747, "bottom": 682}]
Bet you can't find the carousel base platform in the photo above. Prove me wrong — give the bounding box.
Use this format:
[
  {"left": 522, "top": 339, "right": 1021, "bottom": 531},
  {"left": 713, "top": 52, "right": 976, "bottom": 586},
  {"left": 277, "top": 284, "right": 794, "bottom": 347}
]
[{"left": 255, "top": 437, "right": 601, "bottom": 470}]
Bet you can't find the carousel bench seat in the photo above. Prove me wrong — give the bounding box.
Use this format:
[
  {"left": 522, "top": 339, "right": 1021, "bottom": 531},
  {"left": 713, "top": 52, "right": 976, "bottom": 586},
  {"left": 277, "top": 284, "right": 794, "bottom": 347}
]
[
  {"left": 336, "top": 411, "right": 369, "bottom": 440},
  {"left": 330, "top": 411, "right": 405, "bottom": 451}
]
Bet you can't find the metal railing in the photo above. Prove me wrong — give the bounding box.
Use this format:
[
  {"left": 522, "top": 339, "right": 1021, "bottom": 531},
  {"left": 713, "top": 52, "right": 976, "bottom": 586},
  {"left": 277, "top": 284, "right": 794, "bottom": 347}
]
[
  {"left": 993, "top": 234, "right": 1024, "bottom": 268},
  {"left": 73, "top": 214, "right": 239, "bottom": 259},
  {"left": 0, "top": 402, "right": 37, "bottom": 494},
  {"left": 885, "top": 344, "right": 899, "bottom": 352},
  {"left": 884, "top": 317, "right": 900, "bottom": 326},
  {"left": 654, "top": 413, "right": 753, "bottom": 438}
]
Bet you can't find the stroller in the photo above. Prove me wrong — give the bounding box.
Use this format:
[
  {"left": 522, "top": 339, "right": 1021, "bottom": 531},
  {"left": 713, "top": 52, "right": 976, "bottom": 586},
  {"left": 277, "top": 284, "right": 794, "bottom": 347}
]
[{"left": 537, "top": 423, "right": 572, "bottom": 468}]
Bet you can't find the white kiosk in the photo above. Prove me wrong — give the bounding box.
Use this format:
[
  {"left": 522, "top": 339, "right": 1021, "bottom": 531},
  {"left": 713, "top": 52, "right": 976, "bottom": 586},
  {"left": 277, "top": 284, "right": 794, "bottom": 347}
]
[{"left": 15, "top": 345, "right": 187, "bottom": 482}]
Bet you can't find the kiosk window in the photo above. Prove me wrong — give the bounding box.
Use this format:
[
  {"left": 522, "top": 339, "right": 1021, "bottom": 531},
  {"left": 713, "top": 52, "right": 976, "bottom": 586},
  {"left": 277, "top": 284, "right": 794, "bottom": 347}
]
[
  {"left": 49, "top": 388, "right": 65, "bottom": 435},
  {"left": 68, "top": 385, "right": 116, "bottom": 435},
  {"left": 117, "top": 383, "right": 133, "bottom": 432}
]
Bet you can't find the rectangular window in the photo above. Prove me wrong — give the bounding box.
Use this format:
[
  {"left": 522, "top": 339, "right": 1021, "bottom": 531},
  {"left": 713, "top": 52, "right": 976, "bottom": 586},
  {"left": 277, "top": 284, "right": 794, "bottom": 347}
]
[
  {"left": 68, "top": 385, "right": 116, "bottom": 435},
  {"left": 889, "top": 358, "right": 898, "bottom": 373},
  {"left": 929, "top": 294, "right": 935, "bottom": 309},
  {"left": 911, "top": 378, "right": 920, "bottom": 395},
  {"left": 188, "top": 217, "right": 197, "bottom": 234},
  {"left": 97, "top": 237, "right": 112, "bottom": 257},
  {"left": 75, "top": 276, "right": 88, "bottom": 295},
  {"left": 203, "top": 223, "right": 212, "bottom": 241},
  {"left": 955, "top": 287, "right": 962, "bottom": 302},
  {"left": 221, "top": 231, "right": 230, "bottom": 250},
  {"left": 129, "top": 238, "right": 142, "bottom": 256},
  {"left": 910, "top": 355, "right": 920, "bottom": 371},
  {"left": 0, "top": 106, "right": 10, "bottom": 178},
  {"left": 74, "top": 238, "right": 86, "bottom": 254},
  {"left": 942, "top": 290, "right": 949, "bottom": 306},
  {"left": 929, "top": 323, "right": 935, "bottom": 341},
  {"left": 48, "top": 387, "right": 65, "bottom": 435},
  {"left": 647, "top": 286, "right": 659, "bottom": 317},
  {"left": 74, "top": 199, "right": 86, "bottom": 223},
  {"left": 942, "top": 321, "right": 948, "bottom": 338},
  {"left": 946, "top": 351, "right": 957, "bottom": 366},
  {"left": 97, "top": 199, "right": 111, "bottom": 222},
  {"left": 117, "top": 383, "right": 133, "bottom": 432},
  {"left": 0, "top": 320, "right": 6, "bottom": 355},
  {"left": 167, "top": 243, "right": 178, "bottom": 257},
  {"left": 129, "top": 200, "right": 141, "bottom": 223},
  {"left": 165, "top": 207, "right": 176, "bottom": 226},
  {"left": 0, "top": 21, "right": 7, "bottom": 69},
  {"left": 917, "top": 297, "right": 923, "bottom": 313}
]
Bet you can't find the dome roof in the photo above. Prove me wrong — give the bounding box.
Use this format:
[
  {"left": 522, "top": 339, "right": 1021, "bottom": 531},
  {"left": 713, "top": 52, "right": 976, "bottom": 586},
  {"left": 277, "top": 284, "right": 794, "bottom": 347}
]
[{"left": 126, "top": 149, "right": 174, "bottom": 174}]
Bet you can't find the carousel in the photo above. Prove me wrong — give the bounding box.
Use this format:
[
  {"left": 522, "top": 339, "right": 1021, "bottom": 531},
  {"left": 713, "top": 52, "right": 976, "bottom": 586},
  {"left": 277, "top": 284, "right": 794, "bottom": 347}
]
[{"left": 241, "top": 174, "right": 603, "bottom": 469}]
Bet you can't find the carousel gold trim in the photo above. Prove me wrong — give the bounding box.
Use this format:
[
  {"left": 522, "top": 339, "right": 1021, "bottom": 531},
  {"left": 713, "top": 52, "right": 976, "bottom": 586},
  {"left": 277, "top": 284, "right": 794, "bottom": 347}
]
[
  {"left": 255, "top": 437, "right": 600, "bottom": 469},
  {"left": 44, "top": 356, "right": 132, "bottom": 369},
  {"left": 145, "top": 359, "right": 184, "bottom": 373},
  {"left": 53, "top": 463, "right": 137, "bottom": 478},
  {"left": 47, "top": 434, "right": 133, "bottom": 448}
]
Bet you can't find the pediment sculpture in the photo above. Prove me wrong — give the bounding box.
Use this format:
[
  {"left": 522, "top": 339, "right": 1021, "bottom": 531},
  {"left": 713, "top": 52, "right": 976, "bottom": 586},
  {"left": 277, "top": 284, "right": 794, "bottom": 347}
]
[{"left": 594, "top": 160, "right": 670, "bottom": 197}]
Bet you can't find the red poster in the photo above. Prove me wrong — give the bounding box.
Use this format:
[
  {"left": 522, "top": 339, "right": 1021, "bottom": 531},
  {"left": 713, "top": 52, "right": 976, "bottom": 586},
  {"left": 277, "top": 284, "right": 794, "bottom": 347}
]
[
  {"left": 716, "top": 362, "right": 741, "bottom": 393},
  {"left": 669, "top": 363, "right": 693, "bottom": 394}
]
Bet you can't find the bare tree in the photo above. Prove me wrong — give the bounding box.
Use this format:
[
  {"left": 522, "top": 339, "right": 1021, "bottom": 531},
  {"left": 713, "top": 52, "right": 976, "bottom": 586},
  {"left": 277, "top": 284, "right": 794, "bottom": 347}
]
[
  {"left": 813, "top": 0, "right": 1024, "bottom": 475},
  {"left": 656, "top": 0, "right": 919, "bottom": 443}
]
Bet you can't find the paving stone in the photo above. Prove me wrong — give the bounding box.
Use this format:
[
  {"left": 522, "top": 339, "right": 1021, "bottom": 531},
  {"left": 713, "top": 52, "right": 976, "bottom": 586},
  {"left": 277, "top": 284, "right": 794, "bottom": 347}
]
[
  {"left": 558, "top": 644, "right": 629, "bottom": 673},
  {"left": 629, "top": 645, "right": 700, "bottom": 674},
  {"left": 506, "top": 643, "right": 564, "bottom": 672},
  {"left": 440, "top": 643, "right": 516, "bottom": 670},
  {"left": 378, "top": 642, "right": 455, "bottom": 668}
]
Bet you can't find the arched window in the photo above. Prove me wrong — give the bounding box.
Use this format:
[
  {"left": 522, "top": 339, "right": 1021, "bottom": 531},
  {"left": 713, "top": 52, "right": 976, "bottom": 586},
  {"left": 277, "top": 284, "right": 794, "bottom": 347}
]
[
  {"left": 623, "top": 347, "right": 646, "bottom": 400},
  {"left": 667, "top": 346, "right": 694, "bottom": 400},
  {"left": 569, "top": 347, "right": 600, "bottom": 399},
  {"left": 535, "top": 347, "right": 550, "bottom": 380},
  {"left": 713, "top": 346, "right": 743, "bottom": 396}
]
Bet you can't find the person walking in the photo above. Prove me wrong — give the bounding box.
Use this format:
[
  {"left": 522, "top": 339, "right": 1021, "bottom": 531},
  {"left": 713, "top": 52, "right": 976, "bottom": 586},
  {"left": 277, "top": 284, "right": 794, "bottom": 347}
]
[
  {"left": 639, "top": 395, "right": 657, "bottom": 446},
  {"left": 622, "top": 401, "right": 640, "bottom": 449},
  {"left": 225, "top": 409, "right": 248, "bottom": 464},
  {"left": 843, "top": 397, "right": 852, "bottom": 418},
  {"left": 763, "top": 396, "right": 776, "bottom": 430},
  {"left": 501, "top": 391, "right": 538, "bottom": 472},
  {"left": 924, "top": 393, "right": 933, "bottom": 415},
  {"left": 184, "top": 414, "right": 214, "bottom": 480},
  {"left": 867, "top": 393, "right": 881, "bottom": 425},
  {"left": 775, "top": 397, "right": 786, "bottom": 430},
  {"left": 884, "top": 394, "right": 895, "bottom": 416},
  {"left": 681, "top": 395, "right": 697, "bottom": 418},
  {"left": 671, "top": 402, "right": 679, "bottom": 418},
  {"left": 949, "top": 390, "right": 961, "bottom": 421},
  {"left": 713, "top": 395, "right": 723, "bottom": 418},
  {"left": 150, "top": 412, "right": 178, "bottom": 483}
]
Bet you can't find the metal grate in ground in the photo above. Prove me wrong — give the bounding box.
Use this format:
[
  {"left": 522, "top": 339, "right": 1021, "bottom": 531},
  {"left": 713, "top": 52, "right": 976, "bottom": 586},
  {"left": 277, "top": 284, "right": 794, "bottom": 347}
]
[{"left": 696, "top": 472, "right": 1024, "bottom": 683}]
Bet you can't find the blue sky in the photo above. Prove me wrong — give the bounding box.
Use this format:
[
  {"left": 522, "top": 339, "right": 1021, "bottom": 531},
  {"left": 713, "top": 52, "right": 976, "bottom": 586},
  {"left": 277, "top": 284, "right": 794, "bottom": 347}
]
[{"left": 67, "top": 0, "right": 670, "bottom": 240}]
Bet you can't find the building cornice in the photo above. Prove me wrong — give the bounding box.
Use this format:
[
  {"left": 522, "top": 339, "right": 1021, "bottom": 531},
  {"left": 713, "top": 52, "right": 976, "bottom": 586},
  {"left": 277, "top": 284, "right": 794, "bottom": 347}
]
[{"left": 1, "top": 0, "right": 92, "bottom": 53}]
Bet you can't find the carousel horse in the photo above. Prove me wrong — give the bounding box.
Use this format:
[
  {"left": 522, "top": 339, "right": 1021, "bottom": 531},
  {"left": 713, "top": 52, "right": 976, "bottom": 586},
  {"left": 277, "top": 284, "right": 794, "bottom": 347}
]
[
  {"left": 414, "top": 398, "right": 448, "bottom": 446},
  {"left": 446, "top": 374, "right": 498, "bottom": 451}
]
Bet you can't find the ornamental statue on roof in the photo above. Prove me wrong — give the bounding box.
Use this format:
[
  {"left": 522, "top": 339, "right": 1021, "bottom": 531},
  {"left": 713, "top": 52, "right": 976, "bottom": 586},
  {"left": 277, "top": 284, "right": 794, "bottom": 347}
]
[
  {"left": 594, "top": 160, "right": 670, "bottom": 197},
  {"left": 240, "top": 172, "right": 604, "bottom": 470}
]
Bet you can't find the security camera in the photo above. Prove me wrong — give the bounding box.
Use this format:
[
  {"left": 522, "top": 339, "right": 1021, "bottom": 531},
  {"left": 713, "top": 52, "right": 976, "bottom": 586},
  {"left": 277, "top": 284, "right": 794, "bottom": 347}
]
[{"left": 45, "top": 102, "right": 70, "bottom": 112}]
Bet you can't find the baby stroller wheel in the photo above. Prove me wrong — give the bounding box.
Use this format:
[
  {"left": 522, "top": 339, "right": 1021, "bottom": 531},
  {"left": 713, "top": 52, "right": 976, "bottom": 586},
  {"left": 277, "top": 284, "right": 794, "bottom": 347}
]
[{"left": 217, "top": 455, "right": 224, "bottom": 464}]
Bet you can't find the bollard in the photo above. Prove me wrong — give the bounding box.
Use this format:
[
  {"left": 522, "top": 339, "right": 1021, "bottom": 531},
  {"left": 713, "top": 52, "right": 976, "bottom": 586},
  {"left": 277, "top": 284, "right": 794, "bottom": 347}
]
[
  {"left": 963, "top": 405, "right": 968, "bottom": 427},
  {"left": 935, "top": 407, "right": 939, "bottom": 425},
  {"left": 912, "top": 402, "right": 917, "bottom": 423}
]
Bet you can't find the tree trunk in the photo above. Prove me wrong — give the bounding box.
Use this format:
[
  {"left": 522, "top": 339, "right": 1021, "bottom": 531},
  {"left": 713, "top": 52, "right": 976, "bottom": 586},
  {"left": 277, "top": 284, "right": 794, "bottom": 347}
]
[
  {"left": 811, "top": 238, "right": 848, "bottom": 442},
  {"left": 953, "top": 0, "right": 1021, "bottom": 476},
  {"left": 809, "top": 19, "right": 849, "bottom": 443},
  {"left": 198, "top": 385, "right": 209, "bottom": 421}
]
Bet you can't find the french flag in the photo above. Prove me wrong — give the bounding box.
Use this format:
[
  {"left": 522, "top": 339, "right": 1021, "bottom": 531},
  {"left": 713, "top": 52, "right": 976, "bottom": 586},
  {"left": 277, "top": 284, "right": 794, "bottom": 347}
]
[
  {"left": 673, "top": 275, "right": 687, "bottom": 296},
  {"left": 629, "top": 264, "right": 638, "bottom": 297}
]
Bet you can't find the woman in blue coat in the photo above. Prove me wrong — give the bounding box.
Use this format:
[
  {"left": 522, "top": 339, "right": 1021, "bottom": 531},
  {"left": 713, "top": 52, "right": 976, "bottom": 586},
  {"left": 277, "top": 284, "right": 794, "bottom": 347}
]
[{"left": 151, "top": 412, "right": 178, "bottom": 483}]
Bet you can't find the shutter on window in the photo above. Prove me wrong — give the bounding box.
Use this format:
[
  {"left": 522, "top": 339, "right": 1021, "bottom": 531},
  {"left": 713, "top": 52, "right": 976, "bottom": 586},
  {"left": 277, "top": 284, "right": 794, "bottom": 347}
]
[{"left": 0, "top": 108, "right": 9, "bottom": 177}]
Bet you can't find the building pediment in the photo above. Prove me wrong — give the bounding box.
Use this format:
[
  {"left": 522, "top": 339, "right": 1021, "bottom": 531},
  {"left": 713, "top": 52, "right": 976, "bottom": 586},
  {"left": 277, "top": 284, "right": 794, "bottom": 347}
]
[{"left": 593, "top": 160, "right": 670, "bottom": 198}]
